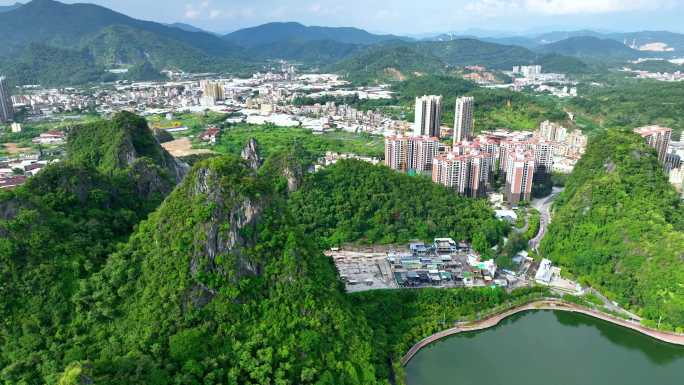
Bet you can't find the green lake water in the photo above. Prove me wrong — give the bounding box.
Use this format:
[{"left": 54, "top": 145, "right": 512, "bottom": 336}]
[{"left": 405, "top": 310, "right": 684, "bottom": 385}]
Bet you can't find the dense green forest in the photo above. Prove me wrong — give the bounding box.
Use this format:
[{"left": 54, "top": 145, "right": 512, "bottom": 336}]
[
  {"left": 569, "top": 79, "right": 684, "bottom": 139},
  {"left": 332, "top": 43, "right": 448, "bottom": 84},
  {"left": 0, "top": 112, "right": 531, "bottom": 384},
  {"left": 0, "top": 43, "right": 169, "bottom": 87},
  {"left": 213, "top": 124, "right": 385, "bottom": 159},
  {"left": 541, "top": 130, "right": 684, "bottom": 331},
  {"left": 0, "top": 112, "right": 185, "bottom": 384},
  {"left": 61, "top": 154, "right": 382, "bottom": 385},
  {"left": 288, "top": 160, "right": 506, "bottom": 247}
]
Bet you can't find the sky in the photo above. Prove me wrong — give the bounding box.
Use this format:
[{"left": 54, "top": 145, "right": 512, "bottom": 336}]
[{"left": 3, "top": 0, "right": 684, "bottom": 35}]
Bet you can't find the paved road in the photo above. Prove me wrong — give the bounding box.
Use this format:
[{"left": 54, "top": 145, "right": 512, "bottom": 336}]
[
  {"left": 587, "top": 287, "right": 642, "bottom": 321},
  {"left": 529, "top": 187, "right": 564, "bottom": 251}
]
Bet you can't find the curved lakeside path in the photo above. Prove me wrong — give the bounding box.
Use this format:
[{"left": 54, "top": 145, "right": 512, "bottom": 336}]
[{"left": 400, "top": 299, "right": 684, "bottom": 366}]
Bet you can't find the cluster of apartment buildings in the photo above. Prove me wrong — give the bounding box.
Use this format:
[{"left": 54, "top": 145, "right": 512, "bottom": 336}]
[
  {"left": 633, "top": 125, "right": 684, "bottom": 197},
  {"left": 500, "top": 65, "right": 577, "bottom": 97},
  {"left": 509, "top": 65, "right": 567, "bottom": 83},
  {"left": 385, "top": 94, "right": 587, "bottom": 203}
]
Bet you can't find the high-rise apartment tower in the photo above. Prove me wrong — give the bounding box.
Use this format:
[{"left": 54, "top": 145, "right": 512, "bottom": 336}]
[{"left": 454, "top": 96, "right": 474, "bottom": 145}]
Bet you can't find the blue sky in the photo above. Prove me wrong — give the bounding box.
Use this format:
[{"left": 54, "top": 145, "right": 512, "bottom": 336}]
[{"left": 4, "top": 0, "right": 684, "bottom": 35}]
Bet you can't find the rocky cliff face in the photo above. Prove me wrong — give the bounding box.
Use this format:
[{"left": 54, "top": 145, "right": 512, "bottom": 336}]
[
  {"left": 122, "top": 139, "right": 307, "bottom": 309},
  {"left": 67, "top": 112, "right": 189, "bottom": 194},
  {"left": 185, "top": 161, "right": 267, "bottom": 306},
  {"left": 240, "top": 137, "right": 262, "bottom": 171}
]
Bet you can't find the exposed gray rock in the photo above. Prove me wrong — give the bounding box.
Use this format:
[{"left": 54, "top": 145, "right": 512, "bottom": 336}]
[
  {"left": 241, "top": 138, "right": 262, "bottom": 171},
  {"left": 187, "top": 164, "right": 265, "bottom": 306}
]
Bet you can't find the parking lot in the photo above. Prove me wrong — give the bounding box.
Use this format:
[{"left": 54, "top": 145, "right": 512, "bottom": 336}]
[{"left": 327, "top": 248, "right": 398, "bottom": 292}]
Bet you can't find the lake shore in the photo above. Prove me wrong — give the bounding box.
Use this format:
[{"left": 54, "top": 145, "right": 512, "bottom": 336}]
[{"left": 401, "top": 298, "right": 684, "bottom": 365}]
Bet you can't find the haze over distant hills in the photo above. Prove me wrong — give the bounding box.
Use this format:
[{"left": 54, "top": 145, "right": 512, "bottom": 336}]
[
  {"left": 165, "top": 22, "right": 214, "bottom": 35},
  {"left": 0, "top": 2, "right": 22, "bottom": 12},
  {"left": 537, "top": 36, "right": 641, "bottom": 60},
  {"left": 0, "top": 0, "right": 682, "bottom": 87},
  {"left": 223, "top": 21, "right": 409, "bottom": 47},
  {"left": 423, "top": 29, "right": 684, "bottom": 53}
]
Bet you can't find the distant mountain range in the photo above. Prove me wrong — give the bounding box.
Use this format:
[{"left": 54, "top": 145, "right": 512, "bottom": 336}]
[
  {"left": 424, "top": 29, "right": 684, "bottom": 56},
  {"left": 0, "top": 0, "right": 250, "bottom": 85},
  {"left": 223, "top": 22, "right": 409, "bottom": 47},
  {"left": 0, "top": 2, "right": 22, "bottom": 12},
  {"left": 166, "top": 22, "right": 213, "bottom": 35},
  {"left": 537, "top": 36, "right": 641, "bottom": 60},
  {"left": 0, "top": 0, "right": 682, "bottom": 86},
  {"left": 0, "top": 0, "right": 239, "bottom": 57}
]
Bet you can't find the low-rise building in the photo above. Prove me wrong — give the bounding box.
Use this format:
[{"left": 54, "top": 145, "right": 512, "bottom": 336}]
[
  {"left": 32, "top": 131, "right": 65, "bottom": 145},
  {"left": 199, "top": 127, "right": 220, "bottom": 144},
  {"left": 0, "top": 175, "right": 27, "bottom": 189},
  {"left": 535, "top": 259, "right": 554, "bottom": 285}
]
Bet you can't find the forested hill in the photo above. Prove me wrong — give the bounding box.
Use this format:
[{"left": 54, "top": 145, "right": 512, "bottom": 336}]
[
  {"left": 332, "top": 40, "right": 590, "bottom": 84},
  {"left": 289, "top": 159, "right": 506, "bottom": 247},
  {"left": 0, "top": 112, "right": 187, "bottom": 384},
  {"left": 0, "top": 0, "right": 248, "bottom": 85},
  {"left": 0, "top": 0, "right": 237, "bottom": 56},
  {"left": 541, "top": 130, "right": 684, "bottom": 331},
  {"left": 224, "top": 21, "right": 407, "bottom": 46},
  {"left": 536, "top": 36, "right": 641, "bottom": 59},
  {"left": 65, "top": 153, "right": 382, "bottom": 384},
  {"left": 0, "top": 113, "right": 515, "bottom": 384},
  {"left": 0, "top": 1, "right": 590, "bottom": 86}
]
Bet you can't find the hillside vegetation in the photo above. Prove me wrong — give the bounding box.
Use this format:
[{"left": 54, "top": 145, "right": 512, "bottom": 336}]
[
  {"left": 0, "top": 1, "right": 592, "bottom": 86},
  {"left": 569, "top": 79, "right": 684, "bottom": 139},
  {"left": 537, "top": 36, "right": 640, "bottom": 60},
  {"left": 4, "top": 111, "right": 683, "bottom": 385},
  {"left": 389, "top": 75, "right": 567, "bottom": 131},
  {"left": 541, "top": 130, "right": 684, "bottom": 331},
  {"left": 289, "top": 160, "right": 506, "bottom": 246},
  {"left": 65, "top": 154, "right": 381, "bottom": 385},
  {"left": 0, "top": 112, "right": 527, "bottom": 385},
  {"left": 0, "top": 112, "right": 186, "bottom": 384}
]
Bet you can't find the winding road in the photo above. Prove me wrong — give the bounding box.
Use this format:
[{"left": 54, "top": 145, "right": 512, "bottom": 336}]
[{"left": 528, "top": 187, "right": 564, "bottom": 251}]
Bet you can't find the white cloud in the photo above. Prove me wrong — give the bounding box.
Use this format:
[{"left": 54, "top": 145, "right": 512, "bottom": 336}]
[
  {"left": 464, "top": 0, "right": 518, "bottom": 17},
  {"left": 184, "top": 4, "right": 200, "bottom": 19},
  {"left": 209, "top": 9, "right": 222, "bottom": 19},
  {"left": 464, "top": 0, "right": 675, "bottom": 16},
  {"left": 309, "top": 3, "right": 322, "bottom": 13},
  {"left": 184, "top": 1, "right": 227, "bottom": 20},
  {"left": 524, "top": 0, "right": 672, "bottom": 14}
]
